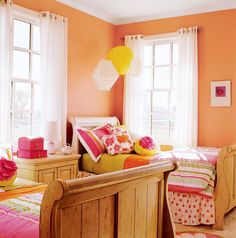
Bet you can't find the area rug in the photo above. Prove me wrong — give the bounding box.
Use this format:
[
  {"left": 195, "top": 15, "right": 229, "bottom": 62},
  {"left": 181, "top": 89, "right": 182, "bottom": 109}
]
[{"left": 176, "top": 232, "right": 222, "bottom": 238}]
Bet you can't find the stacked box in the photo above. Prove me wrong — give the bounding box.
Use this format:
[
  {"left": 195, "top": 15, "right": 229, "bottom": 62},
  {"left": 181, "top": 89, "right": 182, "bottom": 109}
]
[{"left": 17, "top": 137, "right": 47, "bottom": 159}]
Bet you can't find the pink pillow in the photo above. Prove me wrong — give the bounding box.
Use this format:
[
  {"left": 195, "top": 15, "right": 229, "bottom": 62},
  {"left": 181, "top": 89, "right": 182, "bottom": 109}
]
[
  {"left": 76, "top": 124, "right": 111, "bottom": 162},
  {"left": 102, "top": 133, "right": 134, "bottom": 155}
]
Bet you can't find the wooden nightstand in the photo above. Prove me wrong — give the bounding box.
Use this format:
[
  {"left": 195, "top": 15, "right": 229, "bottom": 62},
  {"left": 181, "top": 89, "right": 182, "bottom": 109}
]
[{"left": 14, "top": 153, "right": 81, "bottom": 183}]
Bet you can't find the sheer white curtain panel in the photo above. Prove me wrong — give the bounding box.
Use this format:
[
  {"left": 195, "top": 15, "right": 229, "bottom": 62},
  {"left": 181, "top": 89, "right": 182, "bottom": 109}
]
[
  {"left": 0, "top": 2, "right": 12, "bottom": 144},
  {"left": 173, "top": 26, "right": 198, "bottom": 147},
  {"left": 40, "top": 12, "right": 68, "bottom": 147},
  {"left": 124, "top": 35, "right": 145, "bottom": 135}
]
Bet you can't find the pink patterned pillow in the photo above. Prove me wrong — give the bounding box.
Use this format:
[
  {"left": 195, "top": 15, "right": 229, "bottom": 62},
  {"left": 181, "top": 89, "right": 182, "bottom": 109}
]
[
  {"left": 76, "top": 124, "right": 111, "bottom": 162},
  {"left": 102, "top": 133, "right": 134, "bottom": 155}
]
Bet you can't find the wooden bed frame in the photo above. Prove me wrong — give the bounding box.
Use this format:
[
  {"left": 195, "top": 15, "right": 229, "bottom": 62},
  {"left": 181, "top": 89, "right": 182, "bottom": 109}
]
[
  {"left": 40, "top": 161, "right": 175, "bottom": 238},
  {"left": 69, "top": 116, "right": 236, "bottom": 230}
]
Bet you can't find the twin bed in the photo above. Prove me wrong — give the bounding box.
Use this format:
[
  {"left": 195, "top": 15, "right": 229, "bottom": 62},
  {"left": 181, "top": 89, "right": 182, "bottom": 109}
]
[
  {"left": 0, "top": 116, "right": 236, "bottom": 238},
  {"left": 0, "top": 162, "right": 175, "bottom": 238},
  {"left": 69, "top": 116, "right": 236, "bottom": 230}
]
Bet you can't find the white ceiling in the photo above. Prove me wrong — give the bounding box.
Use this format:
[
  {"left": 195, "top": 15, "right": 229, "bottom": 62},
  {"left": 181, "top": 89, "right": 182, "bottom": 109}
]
[{"left": 57, "top": 0, "right": 236, "bottom": 25}]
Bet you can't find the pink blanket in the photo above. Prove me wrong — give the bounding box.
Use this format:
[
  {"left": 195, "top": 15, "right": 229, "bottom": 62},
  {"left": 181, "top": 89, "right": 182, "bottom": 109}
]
[{"left": 0, "top": 193, "right": 42, "bottom": 238}]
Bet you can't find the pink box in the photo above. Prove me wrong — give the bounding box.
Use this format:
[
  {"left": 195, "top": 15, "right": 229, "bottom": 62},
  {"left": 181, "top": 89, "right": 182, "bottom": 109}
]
[
  {"left": 18, "top": 137, "right": 44, "bottom": 151},
  {"left": 17, "top": 149, "right": 47, "bottom": 159}
]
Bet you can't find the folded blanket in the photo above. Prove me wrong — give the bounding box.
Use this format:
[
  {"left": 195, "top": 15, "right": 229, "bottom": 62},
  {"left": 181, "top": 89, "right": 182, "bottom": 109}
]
[
  {"left": 153, "top": 147, "right": 218, "bottom": 197},
  {"left": 168, "top": 161, "right": 216, "bottom": 197}
]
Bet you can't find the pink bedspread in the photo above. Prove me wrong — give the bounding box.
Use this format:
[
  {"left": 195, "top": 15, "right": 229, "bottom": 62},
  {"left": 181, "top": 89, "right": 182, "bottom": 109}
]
[{"left": 0, "top": 193, "right": 42, "bottom": 238}]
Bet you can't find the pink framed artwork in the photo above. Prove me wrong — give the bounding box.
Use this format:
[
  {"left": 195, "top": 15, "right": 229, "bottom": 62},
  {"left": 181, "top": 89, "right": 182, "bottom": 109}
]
[{"left": 211, "top": 80, "right": 231, "bottom": 107}]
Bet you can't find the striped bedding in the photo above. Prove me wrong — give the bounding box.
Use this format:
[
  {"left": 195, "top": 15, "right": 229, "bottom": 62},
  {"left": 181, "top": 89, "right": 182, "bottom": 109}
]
[
  {"left": 153, "top": 147, "right": 218, "bottom": 197},
  {"left": 0, "top": 179, "right": 46, "bottom": 238},
  {"left": 82, "top": 147, "right": 219, "bottom": 197},
  {"left": 0, "top": 192, "right": 42, "bottom": 238}
]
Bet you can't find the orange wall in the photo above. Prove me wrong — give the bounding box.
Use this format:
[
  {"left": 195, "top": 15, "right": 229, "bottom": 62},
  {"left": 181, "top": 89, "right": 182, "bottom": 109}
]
[
  {"left": 14, "top": 0, "right": 115, "bottom": 119},
  {"left": 11, "top": 2, "right": 236, "bottom": 147},
  {"left": 114, "top": 9, "right": 236, "bottom": 147}
]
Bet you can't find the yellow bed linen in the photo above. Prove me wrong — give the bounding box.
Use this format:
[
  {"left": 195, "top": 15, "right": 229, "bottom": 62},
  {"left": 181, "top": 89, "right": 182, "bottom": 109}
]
[{"left": 82, "top": 153, "right": 153, "bottom": 174}]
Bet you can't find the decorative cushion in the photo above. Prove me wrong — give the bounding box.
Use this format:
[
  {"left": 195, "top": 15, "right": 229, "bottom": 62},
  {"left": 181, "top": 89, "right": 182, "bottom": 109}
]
[
  {"left": 0, "top": 157, "right": 17, "bottom": 186},
  {"left": 134, "top": 136, "right": 159, "bottom": 155},
  {"left": 102, "top": 133, "right": 134, "bottom": 155},
  {"left": 76, "top": 124, "right": 111, "bottom": 162}
]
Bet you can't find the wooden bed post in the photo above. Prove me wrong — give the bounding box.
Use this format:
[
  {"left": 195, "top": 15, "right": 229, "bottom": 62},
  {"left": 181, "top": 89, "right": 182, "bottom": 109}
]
[
  {"left": 213, "top": 146, "right": 231, "bottom": 230},
  {"left": 40, "top": 180, "right": 67, "bottom": 238}
]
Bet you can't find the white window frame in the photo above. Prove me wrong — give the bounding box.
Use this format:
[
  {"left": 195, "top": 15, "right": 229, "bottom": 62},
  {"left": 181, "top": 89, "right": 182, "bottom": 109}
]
[
  {"left": 10, "top": 6, "right": 40, "bottom": 142},
  {"left": 143, "top": 33, "right": 178, "bottom": 145}
]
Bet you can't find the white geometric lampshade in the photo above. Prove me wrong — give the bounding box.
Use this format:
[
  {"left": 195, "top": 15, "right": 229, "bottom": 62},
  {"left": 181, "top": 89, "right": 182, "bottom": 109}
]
[
  {"left": 128, "top": 57, "right": 142, "bottom": 77},
  {"left": 92, "top": 59, "right": 119, "bottom": 91}
]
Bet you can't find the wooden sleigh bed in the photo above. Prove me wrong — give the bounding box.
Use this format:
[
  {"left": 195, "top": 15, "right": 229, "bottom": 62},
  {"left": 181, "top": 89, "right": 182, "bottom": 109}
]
[
  {"left": 40, "top": 161, "right": 175, "bottom": 238},
  {"left": 0, "top": 161, "right": 175, "bottom": 238},
  {"left": 69, "top": 116, "right": 236, "bottom": 230}
]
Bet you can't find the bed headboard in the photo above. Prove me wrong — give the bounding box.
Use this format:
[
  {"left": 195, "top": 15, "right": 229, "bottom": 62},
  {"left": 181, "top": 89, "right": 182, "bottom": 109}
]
[{"left": 69, "top": 116, "right": 120, "bottom": 154}]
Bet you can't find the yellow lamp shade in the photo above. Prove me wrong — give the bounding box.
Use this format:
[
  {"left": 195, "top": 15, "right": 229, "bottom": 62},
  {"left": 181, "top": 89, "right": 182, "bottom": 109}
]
[{"left": 107, "top": 46, "right": 134, "bottom": 75}]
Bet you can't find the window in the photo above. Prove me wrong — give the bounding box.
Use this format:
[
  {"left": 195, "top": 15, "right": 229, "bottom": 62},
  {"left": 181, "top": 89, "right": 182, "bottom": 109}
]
[
  {"left": 143, "top": 37, "right": 178, "bottom": 144},
  {"left": 11, "top": 11, "right": 41, "bottom": 142}
]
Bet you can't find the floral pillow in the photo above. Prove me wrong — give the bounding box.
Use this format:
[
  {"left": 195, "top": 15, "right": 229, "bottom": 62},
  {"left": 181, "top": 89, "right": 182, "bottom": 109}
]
[{"left": 102, "top": 133, "right": 134, "bottom": 155}]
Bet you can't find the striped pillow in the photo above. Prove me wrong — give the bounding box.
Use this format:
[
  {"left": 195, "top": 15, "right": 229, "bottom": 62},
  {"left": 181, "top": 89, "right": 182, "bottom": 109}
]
[{"left": 76, "top": 124, "right": 111, "bottom": 162}]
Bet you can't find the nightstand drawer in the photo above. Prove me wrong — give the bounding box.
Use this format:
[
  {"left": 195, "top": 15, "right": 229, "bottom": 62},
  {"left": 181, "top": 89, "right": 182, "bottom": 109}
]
[
  {"left": 38, "top": 168, "right": 57, "bottom": 183},
  {"left": 57, "top": 165, "right": 75, "bottom": 180}
]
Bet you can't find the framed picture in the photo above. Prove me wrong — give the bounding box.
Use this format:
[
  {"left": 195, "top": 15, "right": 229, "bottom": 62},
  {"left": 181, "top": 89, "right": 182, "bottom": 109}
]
[{"left": 211, "top": 80, "right": 231, "bottom": 107}]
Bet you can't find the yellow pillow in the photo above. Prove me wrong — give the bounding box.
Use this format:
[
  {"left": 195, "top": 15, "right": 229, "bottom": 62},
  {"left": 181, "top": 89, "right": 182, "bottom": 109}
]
[{"left": 134, "top": 136, "right": 159, "bottom": 155}]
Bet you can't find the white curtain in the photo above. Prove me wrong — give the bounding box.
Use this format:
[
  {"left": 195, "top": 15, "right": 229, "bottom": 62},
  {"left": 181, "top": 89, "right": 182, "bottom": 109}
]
[
  {"left": 124, "top": 35, "right": 145, "bottom": 135},
  {"left": 173, "top": 26, "right": 198, "bottom": 148},
  {"left": 0, "top": 2, "right": 12, "bottom": 144},
  {"left": 40, "top": 12, "right": 68, "bottom": 147}
]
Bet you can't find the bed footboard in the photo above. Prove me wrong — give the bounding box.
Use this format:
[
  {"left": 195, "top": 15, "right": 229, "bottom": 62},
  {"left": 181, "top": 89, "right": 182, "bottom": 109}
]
[
  {"left": 214, "top": 144, "right": 236, "bottom": 230},
  {"left": 40, "top": 162, "right": 175, "bottom": 238}
]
